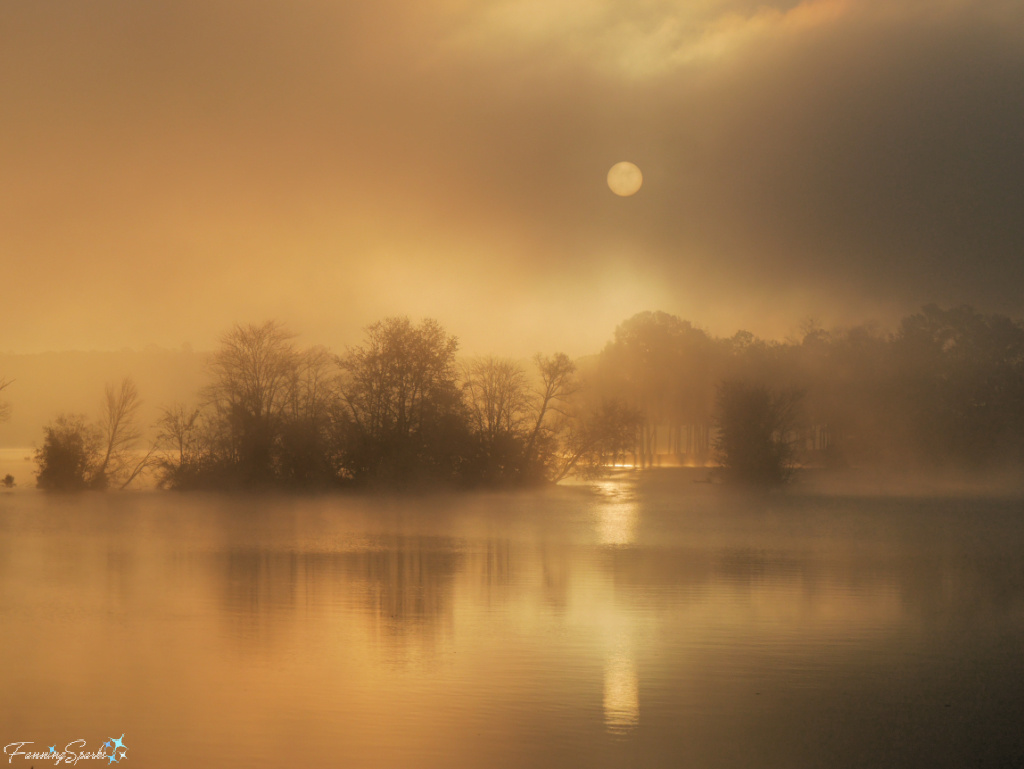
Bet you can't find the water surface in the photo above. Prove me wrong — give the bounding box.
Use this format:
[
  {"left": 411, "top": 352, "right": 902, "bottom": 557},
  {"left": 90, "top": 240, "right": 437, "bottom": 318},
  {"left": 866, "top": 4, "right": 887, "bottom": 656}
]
[{"left": 2, "top": 474, "right": 1023, "bottom": 767}]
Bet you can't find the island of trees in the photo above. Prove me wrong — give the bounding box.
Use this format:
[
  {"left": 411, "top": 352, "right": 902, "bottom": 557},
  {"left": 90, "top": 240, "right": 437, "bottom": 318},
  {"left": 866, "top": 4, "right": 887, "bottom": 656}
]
[{"left": 11, "top": 304, "right": 1024, "bottom": 492}]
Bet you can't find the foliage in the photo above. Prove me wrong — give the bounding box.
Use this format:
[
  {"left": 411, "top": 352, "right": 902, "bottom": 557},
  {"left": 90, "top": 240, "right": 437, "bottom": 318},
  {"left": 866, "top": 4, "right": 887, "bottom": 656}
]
[
  {"left": 35, "top": 378, "right": 151, "bottom": 492},
  {"left": 35, "top": 414, "right": 101, "bottom": 491},
  {"left": 462, "top": 357, "right": 531, "bottom": 484},
  {"left": 55, "top": 304, "right": 1024, "bottom": 493},
  {"left": 156, "top": 323, "right": 342, "bottom": 489},
  {"left": 205, "top": 320, "right": 301, "bottom": 484},
  {"left": 551, "top": 398, "right": 643, "bottom": 481},
  {"left": 597, "top": 312, "right": 714, "bottom": 467},
  {"left": 713, "top": 381, "right": 805, "bottom": 486},
  {"left": 337, "top": 317, "right": 467, "bottom": 486}
]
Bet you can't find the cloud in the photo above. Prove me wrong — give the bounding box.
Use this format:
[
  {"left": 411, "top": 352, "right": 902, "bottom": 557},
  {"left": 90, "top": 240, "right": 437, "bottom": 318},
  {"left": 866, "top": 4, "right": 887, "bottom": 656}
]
[
  {"left": 443, "top": 0, "right": 853, "bottom": 77},
  {"left": 1, "top": 0, "right": 1023, "bottom": 354}
]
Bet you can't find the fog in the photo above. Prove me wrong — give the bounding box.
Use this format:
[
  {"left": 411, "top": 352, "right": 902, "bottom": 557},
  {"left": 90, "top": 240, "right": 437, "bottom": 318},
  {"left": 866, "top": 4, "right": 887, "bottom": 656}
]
[
  {"left": 3, "top": 305, "right": 1022, "bottom": 495},
  {"left": 3, "top": 0, "right": 1024, "bottom": 356}
]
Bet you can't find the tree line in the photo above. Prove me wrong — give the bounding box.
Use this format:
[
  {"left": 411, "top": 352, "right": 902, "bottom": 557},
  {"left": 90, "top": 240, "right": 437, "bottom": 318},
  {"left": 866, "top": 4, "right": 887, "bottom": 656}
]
[
  {"left": 588, "top": 304, "right": 1024, "bottom": 479},
  {"left": 16, "top": 304, "right": 1024, "bottom": 492},
  {"left": 31, "top": 318, "right": 640, "bottom": 491}
]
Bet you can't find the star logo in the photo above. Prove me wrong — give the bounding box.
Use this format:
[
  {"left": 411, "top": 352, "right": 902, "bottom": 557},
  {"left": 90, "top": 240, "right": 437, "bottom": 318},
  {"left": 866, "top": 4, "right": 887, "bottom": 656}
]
[
  {"left": 49, "top": 746, "right": 56, "bottom": 753},
  {"left": 104, "top": 734, "right": 128, "bottom": 763}
]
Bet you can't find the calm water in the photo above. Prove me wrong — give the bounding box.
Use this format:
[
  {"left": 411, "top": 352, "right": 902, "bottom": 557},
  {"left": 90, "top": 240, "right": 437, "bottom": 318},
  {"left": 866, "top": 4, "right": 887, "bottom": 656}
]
[{"left": 2, "top": 473, "right": 1024, "bottom": 768}]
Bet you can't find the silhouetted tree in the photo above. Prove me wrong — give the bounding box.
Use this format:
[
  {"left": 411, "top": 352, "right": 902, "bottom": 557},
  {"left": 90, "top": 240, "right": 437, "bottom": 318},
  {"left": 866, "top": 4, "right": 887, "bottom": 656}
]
[
  {"left": 277, "top": 346, "right": 342, "bottom": 487},
  {"left": 598, "top": 312, "right": 715, "bottom": 466},
  {"left": 337, "top": 317, "right": 468, "bottom": 486},
  {"left": 36, "top": 414, "right": 100, "bottom": 491},
  {"left": 92, "top": 378, "right": 152, "bottom": 489},
  {"left": 205, "top": 320, "right": 300, "bottom": 484},
  {"left": 551, "top": 398, "right": 643, "bottom": 481},
  {"left": 156, "top": 322, "right": 344, "bottom": 489},
  {"left": 154, "top": 403, "right": 209, "bottom": 489},
  {"left": 713, "top": 380, "right": 804, "bottom": 486},
  {"left": 891, "top": 304, "right": 1024, "bottom": 467},
  {"left": 0, "top": 377, "right": 11, "bottom": 424},
  {"left": 522, "top": 353, "right": 577, "bottom": 480},
  {"left": 463, "top": 357, "right": 530, "bottom": 483}
]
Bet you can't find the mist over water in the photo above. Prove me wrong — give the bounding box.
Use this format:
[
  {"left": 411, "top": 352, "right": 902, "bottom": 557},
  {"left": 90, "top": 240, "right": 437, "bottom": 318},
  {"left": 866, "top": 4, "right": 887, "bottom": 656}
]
[
  {"left": 3, "top": 474, "right": 1024, "bottom": 768},
  {"left": 5, "top": 0, "right": 1024, "bottom": 763}
]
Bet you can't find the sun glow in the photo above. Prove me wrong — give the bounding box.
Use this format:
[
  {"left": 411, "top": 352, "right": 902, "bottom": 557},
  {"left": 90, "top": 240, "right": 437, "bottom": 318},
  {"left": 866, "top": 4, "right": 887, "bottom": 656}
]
[
  {"left": 594, "top": 479, "right": 640, "bottom": 545},
  {"left": 603, "top": 647, "right": 639, "bottom": 733},
  {"left": 607, "top": 162, "right": 643, "bottom": 196}
]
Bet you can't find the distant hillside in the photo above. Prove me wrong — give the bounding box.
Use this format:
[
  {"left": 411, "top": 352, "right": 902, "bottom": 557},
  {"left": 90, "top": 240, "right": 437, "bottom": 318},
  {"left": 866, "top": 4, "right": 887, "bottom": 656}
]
[{"left": 0, "top": 349, "right": 209, "bottom": 448}]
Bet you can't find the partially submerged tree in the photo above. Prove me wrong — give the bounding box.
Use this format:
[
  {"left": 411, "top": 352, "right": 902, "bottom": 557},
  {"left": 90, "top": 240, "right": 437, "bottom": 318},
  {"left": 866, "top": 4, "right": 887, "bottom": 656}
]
[{"left": 713, "top": 380, "right": 804, "bottom": 486}]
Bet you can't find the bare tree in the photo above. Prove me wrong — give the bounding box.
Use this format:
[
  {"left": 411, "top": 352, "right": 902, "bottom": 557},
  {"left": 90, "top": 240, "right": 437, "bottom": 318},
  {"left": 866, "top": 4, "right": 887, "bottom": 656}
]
[
  {"left": 463, "top": 357, "right": 529, "bottom": 444},
  {"left": 205, "top": 320, "right": 299, "bottom": 481},
  {"left": 551, "top": 398, "right": 643, "bottom": 482},
  {"left": 278, "top": 346, "right": 342, "bottom": 486},
  {"left": 0, "top": 377, "right": 11, "bottom": 424},
  {"left": 154, "top": 403, "right": 206, "bottom": 488},
  {"left": 339, "top": 317, "right": 460, "bottom": 443},
  {"left": 337, "top": 317, "right": 464, "bottom": 483},
  {"left": 208, "top": 320, "right": 298, "bottom": 422},
  {"left": 522, "top": 353, "right": 578, "bottom": 475},
  {"left": 93, "top": 377, "right": 152, "bottom": 489}
]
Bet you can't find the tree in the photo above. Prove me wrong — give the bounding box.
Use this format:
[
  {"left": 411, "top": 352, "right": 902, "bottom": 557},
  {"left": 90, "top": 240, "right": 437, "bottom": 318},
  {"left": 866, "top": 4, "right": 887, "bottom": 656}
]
[
  {"left": 154, "top": 403, "right": 208, "bottom": 489},
  {"left": 277, "top": 346, "right": 342, "bottom": 487},
  {"left": 462, "top": 357, "right": 530, "bottom": 483},
  {"left": 463, "top": 357, "right": 529, "bottom": 444},
  {"left": 35, "top": 380, "right": 151, "bottom": 491},
  {"left": 337, "top": 317, "right": 467, "bottom": 485},
  {"left": 0, "top": 377, "right": 11, "bottom": 424},
  {"left": 35, "top": 414, "right": 100, "bottom": 491},
  {"left": 551, "top": 398, "right": 643, "bottom": 481},
  {"left": 92, "top": 378, "right": 152, "bottom": 489},
  {"left": 892, "top": 305, "right": 1024, "bottom": 467},
  {"left": 598, "top": 312, "right": 715, "bottom": 466},
  {"left": 205, "top": 320, "right": 300, "bottom": 483},
  {"left": 713, "top": 380, "right": 804, "bottom": 486},
  {"left": 522, "top": 353, "right": 577, "bottom": 480}
]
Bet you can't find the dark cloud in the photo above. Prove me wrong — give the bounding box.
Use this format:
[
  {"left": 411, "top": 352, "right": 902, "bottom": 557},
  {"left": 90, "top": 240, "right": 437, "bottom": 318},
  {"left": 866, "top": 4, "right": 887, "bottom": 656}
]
[{"left": 2, "top": 0, "right": 1023, "bottom": 354}]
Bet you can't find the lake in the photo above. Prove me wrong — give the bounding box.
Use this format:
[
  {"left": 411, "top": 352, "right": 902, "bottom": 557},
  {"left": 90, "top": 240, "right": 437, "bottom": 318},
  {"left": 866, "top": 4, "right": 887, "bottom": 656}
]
[{"left": 2, "top": 471, "right": 1023, "bottom": 768}]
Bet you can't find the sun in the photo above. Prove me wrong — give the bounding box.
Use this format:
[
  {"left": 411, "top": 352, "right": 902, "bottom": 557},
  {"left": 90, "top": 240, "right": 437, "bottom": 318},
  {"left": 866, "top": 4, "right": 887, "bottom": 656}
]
[{"left": 607, "top": 162, "right": 643, "bottom": 196}]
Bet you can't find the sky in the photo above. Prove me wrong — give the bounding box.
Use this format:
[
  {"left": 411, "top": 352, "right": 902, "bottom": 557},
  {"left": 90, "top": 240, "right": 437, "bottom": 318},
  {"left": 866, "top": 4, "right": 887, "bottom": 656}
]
[{"left": 3, "top": 0, "right": 1024, "bottom": 356}]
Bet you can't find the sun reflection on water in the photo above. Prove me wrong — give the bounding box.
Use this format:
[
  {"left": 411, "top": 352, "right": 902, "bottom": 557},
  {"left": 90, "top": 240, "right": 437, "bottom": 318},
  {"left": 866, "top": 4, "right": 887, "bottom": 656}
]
[
  {"left": 594, "top": 480, "right": 639, "bottom": 546},
  {"left": 603, "top": 644, "right": 639, "bottom": 734}
]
